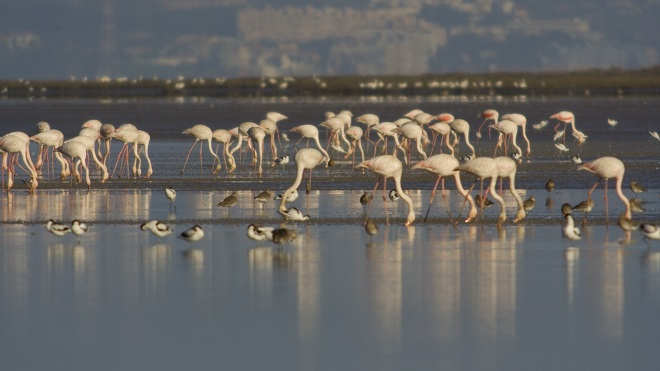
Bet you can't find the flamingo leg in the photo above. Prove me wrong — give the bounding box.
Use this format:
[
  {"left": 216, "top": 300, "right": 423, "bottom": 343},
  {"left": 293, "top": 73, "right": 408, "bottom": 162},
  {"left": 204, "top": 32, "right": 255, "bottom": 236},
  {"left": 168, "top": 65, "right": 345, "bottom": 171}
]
[
  {"left": 423, "top": 175, "right": 442, "bottom": 222},
  {"left": 383, "top": 177, "right": 389, "bottom": 226},
  {"left": 364, "top": 178, "right": 381, "bottom": 223},
  {"left": 181, "top": 140, "right": 199, "bottom": 174}
]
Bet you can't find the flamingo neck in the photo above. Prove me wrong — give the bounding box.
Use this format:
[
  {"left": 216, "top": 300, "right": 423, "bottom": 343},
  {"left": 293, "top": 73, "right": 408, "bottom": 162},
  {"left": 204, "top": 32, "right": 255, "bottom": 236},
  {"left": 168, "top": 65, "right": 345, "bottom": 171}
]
[
  {"left": 616, "top": 175, "right": 632, "bottom": 219},
  {"left": 393, "top": 172, "right": 415, "bottom": 225},
  {"left": 279, "top": 164, "right": 305, "bottom": 212}
]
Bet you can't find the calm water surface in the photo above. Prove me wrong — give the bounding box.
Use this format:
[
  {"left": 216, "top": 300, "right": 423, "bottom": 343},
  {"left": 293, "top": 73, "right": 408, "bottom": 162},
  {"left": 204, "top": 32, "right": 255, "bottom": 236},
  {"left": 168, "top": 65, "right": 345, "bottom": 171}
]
[{"left": 1, "top": 95, "right": 660, "bottom": 370}]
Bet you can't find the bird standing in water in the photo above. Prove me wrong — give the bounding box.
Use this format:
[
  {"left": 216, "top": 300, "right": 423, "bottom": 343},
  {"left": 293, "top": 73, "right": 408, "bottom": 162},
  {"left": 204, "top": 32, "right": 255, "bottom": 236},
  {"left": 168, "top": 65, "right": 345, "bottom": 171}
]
[
  {"left": 563, "top": 214, "right": 582, "bottom": 241},
  {"left": 523, "top": 196, "right": 536, "bottom": 213},
  {"left": 165, "top": 187, "right": 176, "bottom": 210}
]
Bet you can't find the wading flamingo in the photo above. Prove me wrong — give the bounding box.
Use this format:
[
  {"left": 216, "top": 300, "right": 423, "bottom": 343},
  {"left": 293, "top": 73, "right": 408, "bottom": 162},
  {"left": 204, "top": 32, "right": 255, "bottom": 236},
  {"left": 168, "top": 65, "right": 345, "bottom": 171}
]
[
  {"left": 355, "top": 155, "right": 415, "bottom": 226},
  {"left": 279, "top": 148, "right": 328, "bottom": 212},
  {"left": 181, "top": 124, "right": 221, "bottom": 174},
  {"left": 412, "top": 154, "right": 478, "bottom": 223},
  {"left": 577, "top": 156, "right": 632, "bottom": 220}
]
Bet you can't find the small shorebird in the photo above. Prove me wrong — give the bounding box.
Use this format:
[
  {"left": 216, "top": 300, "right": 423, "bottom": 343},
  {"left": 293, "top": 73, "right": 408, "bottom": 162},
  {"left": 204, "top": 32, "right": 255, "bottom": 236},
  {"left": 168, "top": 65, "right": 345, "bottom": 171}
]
[
  {"left": 46, "top": 219, "right": 71, "bottom": 236},
  {"left": 630, "top": 181, "right": 647, "bottom": 194},
  {"left": 275, "top": 189, "right": 298, "bottom": 202},
  {"left": 165, "top": 187, "right": 176, "bottom": 210},
  {"left": 572, "top": 198, "right": 594, "bottom": 224},
  {"left": 569, "top": 155, "right": 582, "bottom": 164},
  {"left": 554, "top": 143, "right": 569, "bottom": 152},
  {"left": 218, "top": 192, "right": 238, "bottom": 208},
  {"left": 618, "top": 214, "right": 638, "bottom": 231},
  {"left": 254, "top": 190, "right": 272, "bottom": 204},
  {"left": 523, "top": 196, "right": 536, "bottom": 213},
  {"left": 563, "top": 214, "right": 582, "bottom": 241},
  {"left": 650, "top": 131, "right": 660, "bottom": 141},
  {"left": 180, "top": 225, "right": 204, "bottom": 242},
  {"left": 607, "top": 118, "right": 618, "bottom": 127},
  {"left": 271, "top": 228, "right": 298, "bottom": 244},
  {"left": 388, "top": 189, "right": 400, "bottom": 201},
  {"left": 458, "top": 155, "right": 473, "bottom": 163},
  {"left": 475, "top": 194, "right": 494, "bottom": 209},
  {"left": 360, "top": 192, "right": 372, "bottom": 206},
  {"left": 71, "top": 219, "right": 88, "bottom": 238},
  {"left": 140, "top": 220, "right": 173, "bottom": 237},
  {"left": 545, "top": 179, "right": 555, "bottom": 194},
  {"left": 247, "top": 224, "right": 274, "bottom": 242},
  {"left": 561, "top": 203, "right": 573, "bottom": 216},
  {"left": 630, "top": 198, "right": 645, "bottom": 213},
  {"left": 365, "top": 219, "right": 378, "bottom": 238},
  {"left": 273, "top": 155, "right": 289, "bottom": 168},
  {"left": 278, "top": 207, "right": 310, "bottom": 222},
  {"left": 640, "top": 223, "right": 660, "bottom": 241}
]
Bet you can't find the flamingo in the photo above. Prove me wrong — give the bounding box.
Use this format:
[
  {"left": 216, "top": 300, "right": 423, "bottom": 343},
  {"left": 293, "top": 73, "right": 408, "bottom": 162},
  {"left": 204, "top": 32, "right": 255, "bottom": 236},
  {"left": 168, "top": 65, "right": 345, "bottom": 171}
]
[
  {"left": 247, "top": 126, "right": 266, "bottom": 176},
  {"left": 212, "top": 129, "right": 235, "bottom": 173},
  {"left": 501, "top": 113, "right": 531, "bottom": 156},
  {"left": 181, "top": 124, "right": 221, "bottom": 175},
  {"left": 355, "top": 113, "right": 379, "bottom": 142},
  {"left": 136, "top": 130, "right": 153, "bottom": 178},
  {"left": 0, "top": 134, "right": 39, "bottom": 192},
  {"left": 393, "top": 122, "right": 427, "bottom": 164},
  {"left": 260, "top": 111, "right": 287, "bottom": 158},
  {"left": 477, "top": 109, "right": 498, "bottom": 139},
  {"left": 371, "top": 122, "right": 399, "bottom": 156},
  {"left": 30, "top": 129, "right": 68, "bottom": 179},
  {"left": 449, "top": 119, "right": 476, "bottom": 158},
  {"left": 288, "top": 125, "right": 331, "bottom": 165},
  {"left": 355, "top": 155, "right": 415, "bottom": 226},
  {"left": 65, "top": 135, "right": 109, "bottom": 182},
  {"left": 278, "top": 148, "right": 328, "bottom": 212},
  {"left": 320, "top": 117, "right": 351, "bottom": 150},
  {"left": 344, "top": 126, "right": 365, "bottom": 166},
  {"left": 412, "top": 154, "right": 478, "bottom": 223},
  {"left": 335, "top": 110, "right": 353, "bottom": 129},
  {"left": 493, "top": 156, "right": 526, "bottom": 223},
  {"left": 56, "top": 141, "right": 91, "bottom": 189},
  {"left": 550, "top": 111, "right": 586, "bottom": 145},
  {"left": 455, "top": 157, "right": 506, "bottom": 224},
  {"left": 229, "top": 122, "right": 259, "bottom": 165},
  {"left": 428, "top": 121, "right": 454, "bottom": 156},
  {"left": 36, "top": 121, "right": 51, "bottom": 132},
  {"left": 109, "top": 126, "right": 140, "bottom": 178},
  {"left": 577, "top": 156, "right": 632, "bottom": 220},
  {"left": 489, "top": 119, "right": 523, "bottom": 157},
  {"left": 100, "top": 123, "right": 115, "bottom": 167}
]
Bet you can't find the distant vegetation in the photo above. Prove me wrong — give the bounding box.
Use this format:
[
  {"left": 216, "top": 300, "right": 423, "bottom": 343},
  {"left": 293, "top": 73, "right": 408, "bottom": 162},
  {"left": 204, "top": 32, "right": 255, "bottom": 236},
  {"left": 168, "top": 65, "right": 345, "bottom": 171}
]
[{"left": 1, "top": 66, "right": 659, "bottom": 99}]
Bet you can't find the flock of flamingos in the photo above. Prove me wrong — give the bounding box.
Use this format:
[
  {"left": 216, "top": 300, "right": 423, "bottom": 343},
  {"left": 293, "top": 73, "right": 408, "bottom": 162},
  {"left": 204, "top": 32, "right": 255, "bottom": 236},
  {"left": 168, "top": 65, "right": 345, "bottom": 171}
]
[{"left": 4, "top": 107, "right": 658, "bottom": 244}]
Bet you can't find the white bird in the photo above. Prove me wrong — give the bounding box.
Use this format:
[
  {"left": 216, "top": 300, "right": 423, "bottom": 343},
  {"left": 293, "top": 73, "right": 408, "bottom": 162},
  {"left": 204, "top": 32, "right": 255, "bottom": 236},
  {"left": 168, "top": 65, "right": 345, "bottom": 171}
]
[
  {"left": 533, "top": 120, "right": 548, "bottom": 130},
  {"left": 553, "top": 130, "right": 565, "bottom": 141},
  {"left": 46, "top": 219, "right": 71, "bottom": 236},
  {"left": 165, "top": 187, "right": 176, "bottom": 210},
  {"left": 554, "top": 143, "right": 570, "bottom": 152},
  {"left": 71, "top": 220, "right": 88, "bottom": 236},
  {"left": 140, "top": 220, "right": 173, "bottom": 237},
  {"left": 563, "top": 214, "right": 582, "bottom": 240},
  {"left": 388, "top": 189, "right": 400, "bottom": 201},
  {"left": 607, "top": 118, "right": 618, "bottom": 127},
  {"left": 247, "top": 224, "right": 275, "bottom": 242},
  {"left": 275, "top": 189, "right": 299, "bottom": 202},
  {"left": 278, "top": 207, "right": 311, "bottom": 222},
  {"left": 570, "top": 155, "right": 582, "bottom": 164},
  {"left": 640, "top": 224, "right": 660, "bottom": 241},
  {"left": 649, "top": 131, "right": 660, "bottom": 141},
  {"left": 274, "top": 155, "right": 290, "bottom": 168},
  {"left": 180, "top": 225, "right": 205, "bottom": 242},
  {"left": 281, "top": 133, "right": 290, "bottom": 142}
]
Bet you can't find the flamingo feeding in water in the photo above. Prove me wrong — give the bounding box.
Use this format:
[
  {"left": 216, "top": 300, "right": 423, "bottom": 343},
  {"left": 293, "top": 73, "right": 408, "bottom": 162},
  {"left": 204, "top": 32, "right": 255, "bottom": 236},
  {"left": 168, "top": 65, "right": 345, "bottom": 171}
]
[
  {"left": 455, "top": 157, "right": 505, "bottom": 225},
  {"left": 278, "top": 148, "right": 328, "bottom": 212},
  {"left": 181, "top": 124, "right": 221, "bottom": 175},
  {"left": 355, "top": 155, "right": 415, "bottom": 226},
  {"left": 412, "top": 154, "right": 478, "bottom": 223},
  {"left": 577, "top": 156, "right": 632, "bottom": 220},
  {"left": 288, "top": 125, "right": 331, "bottom": 165}
]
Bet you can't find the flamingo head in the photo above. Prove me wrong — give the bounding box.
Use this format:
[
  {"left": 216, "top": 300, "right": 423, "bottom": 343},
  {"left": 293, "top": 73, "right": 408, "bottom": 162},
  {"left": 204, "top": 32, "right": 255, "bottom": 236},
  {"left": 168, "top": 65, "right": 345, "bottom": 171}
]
[{"left": 513, "top": 208, "right": 527, "bottom": 223}]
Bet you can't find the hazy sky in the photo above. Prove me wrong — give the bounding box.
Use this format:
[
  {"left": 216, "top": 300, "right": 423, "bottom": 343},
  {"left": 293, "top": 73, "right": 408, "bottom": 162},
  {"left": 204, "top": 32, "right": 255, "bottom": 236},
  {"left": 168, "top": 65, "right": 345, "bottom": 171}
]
[{"left": 1, "top": 0, "right": 658, "bottom": 79}]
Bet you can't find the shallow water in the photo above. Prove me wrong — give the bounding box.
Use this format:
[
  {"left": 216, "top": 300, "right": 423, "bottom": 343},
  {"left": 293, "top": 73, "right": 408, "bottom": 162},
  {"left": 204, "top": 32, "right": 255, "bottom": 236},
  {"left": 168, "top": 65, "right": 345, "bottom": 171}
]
[{"left": 1, "top": 95, "right": 660, "bottom": 370}]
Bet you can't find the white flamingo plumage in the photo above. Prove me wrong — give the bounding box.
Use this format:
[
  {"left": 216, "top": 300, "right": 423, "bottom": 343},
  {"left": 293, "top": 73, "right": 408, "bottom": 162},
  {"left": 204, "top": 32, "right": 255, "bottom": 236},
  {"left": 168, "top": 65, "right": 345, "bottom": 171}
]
[
  {"left": 355, "top": 155, "right": 415, "bottom": 226},
  {"left": 412, "top": 154, "right": 478, "bottom": 223},
  {"left": 288, "top": 124, "right": 331, "bottom": 165},
  {"left": 279, "top": 148, "right": 327, "bottom": 212},
  {"left": 181, "top": 124, "right": 221, "bottom": 175},
  {"left": 455, "top": 157, "right": 505, "bottom": 224},
  {"left": 577, "top": 156, "right": 632, "bottom": 220}
]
